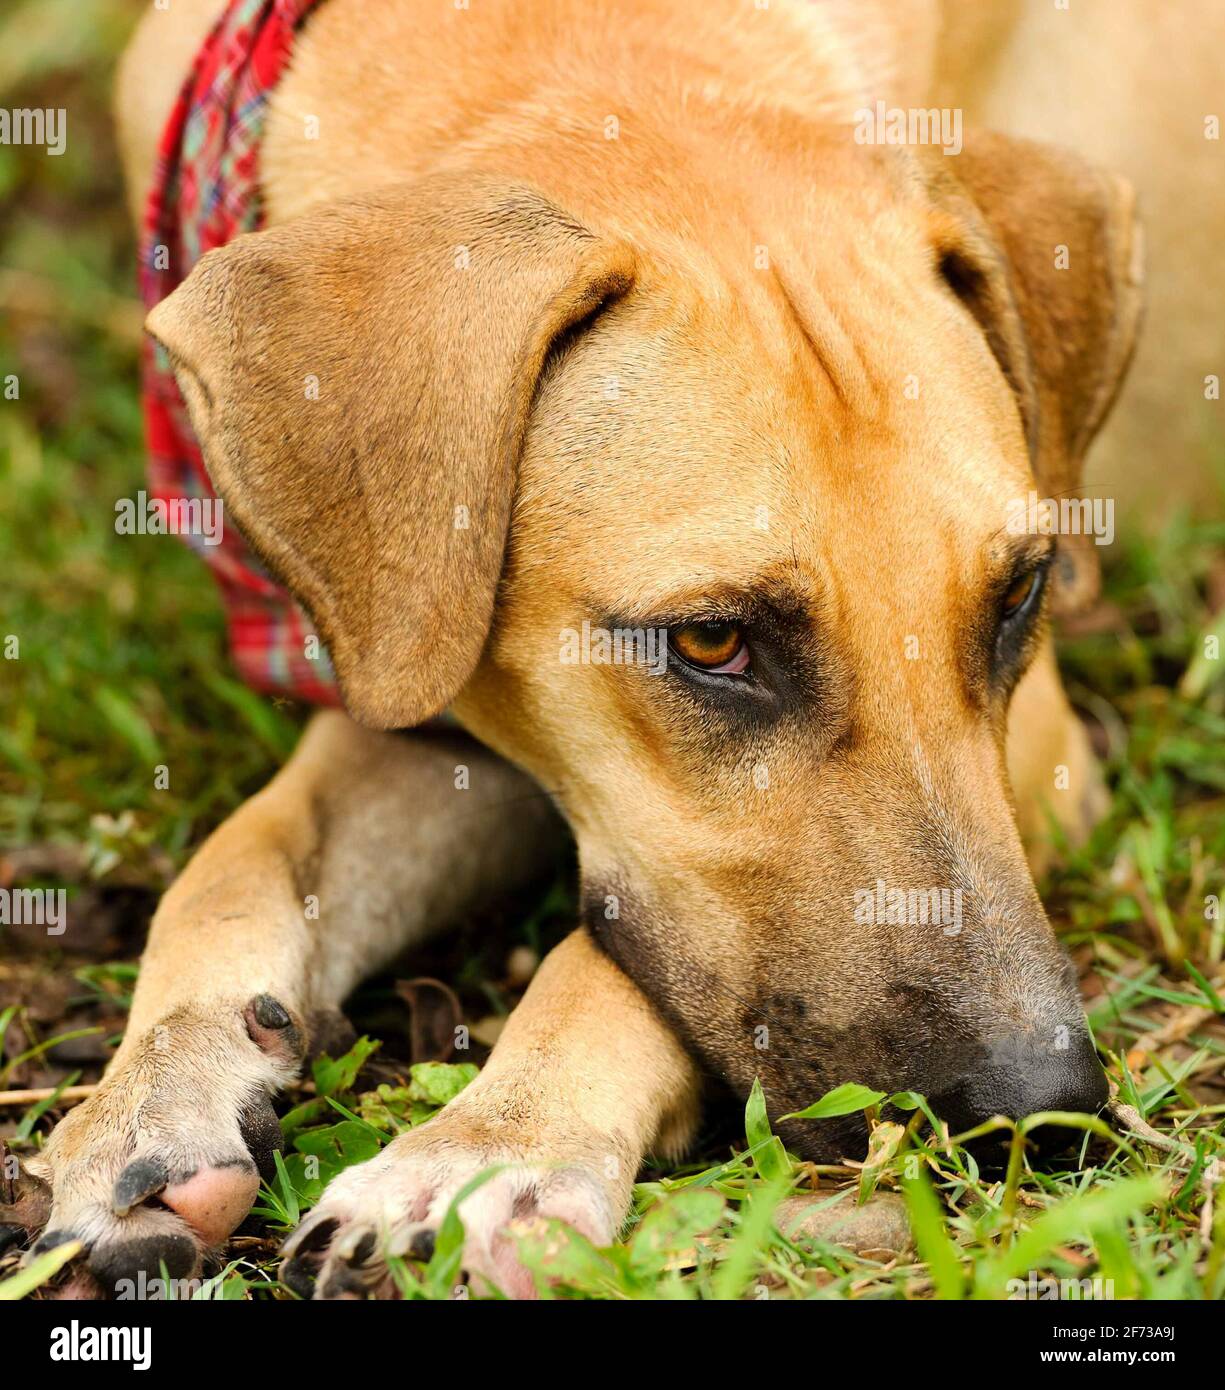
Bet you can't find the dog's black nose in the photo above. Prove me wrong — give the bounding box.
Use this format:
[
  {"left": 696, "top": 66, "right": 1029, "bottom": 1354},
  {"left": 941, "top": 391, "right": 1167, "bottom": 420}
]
[{"left": 932, "top": 1029, "right": 1108, "bottom": 1135}]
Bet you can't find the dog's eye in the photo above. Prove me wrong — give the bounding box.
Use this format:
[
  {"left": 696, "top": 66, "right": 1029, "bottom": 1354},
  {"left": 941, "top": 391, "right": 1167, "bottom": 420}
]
[
  {"left": 1001, "top": 566, "right": 1044, "bottom": 622},
  {"left": 669, "top": 621, "right": 750, "bottom": 674}
]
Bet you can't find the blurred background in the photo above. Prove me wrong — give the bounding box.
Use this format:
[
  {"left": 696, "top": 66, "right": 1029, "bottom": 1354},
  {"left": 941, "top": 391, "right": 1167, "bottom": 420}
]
[{"left": 1, "top": 0, "right": 298, "bottom": 930}]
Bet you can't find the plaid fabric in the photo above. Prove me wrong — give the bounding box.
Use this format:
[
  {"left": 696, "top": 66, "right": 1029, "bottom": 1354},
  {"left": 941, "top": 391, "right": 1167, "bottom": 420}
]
[{"left": 139, "top": 0, "right": 339, "bottom": 705}]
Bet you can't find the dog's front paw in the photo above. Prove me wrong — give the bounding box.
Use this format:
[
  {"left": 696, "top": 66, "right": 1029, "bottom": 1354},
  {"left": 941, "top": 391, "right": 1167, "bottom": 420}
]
[
  {"left": 280, "top": 1103, "right": 625, "bottom": 1300},
  {"left": 20, "top": 995, "right": 303, "bottom": 1297}
]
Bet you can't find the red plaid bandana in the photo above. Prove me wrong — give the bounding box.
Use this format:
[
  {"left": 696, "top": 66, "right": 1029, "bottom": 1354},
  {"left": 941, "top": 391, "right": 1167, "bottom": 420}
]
[{"left": 139, "top": 0, "right": 339, "bottom": 706}]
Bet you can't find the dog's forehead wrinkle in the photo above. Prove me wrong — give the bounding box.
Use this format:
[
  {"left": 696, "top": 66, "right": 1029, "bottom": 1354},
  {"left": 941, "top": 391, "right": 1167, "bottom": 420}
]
[{"left": 768, "top": 258, "right": 878, "bottom": 416}]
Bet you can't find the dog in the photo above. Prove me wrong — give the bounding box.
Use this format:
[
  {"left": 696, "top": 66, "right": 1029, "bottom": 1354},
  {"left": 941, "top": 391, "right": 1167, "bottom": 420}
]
[{"left": 23, "top": 0, "right": 1184, "bottom": 1300}]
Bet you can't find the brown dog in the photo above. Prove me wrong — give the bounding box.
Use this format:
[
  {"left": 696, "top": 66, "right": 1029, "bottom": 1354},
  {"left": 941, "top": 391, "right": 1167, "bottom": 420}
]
[{"left": 29, "top": 0, "right": 1155, "bottom": 1299}]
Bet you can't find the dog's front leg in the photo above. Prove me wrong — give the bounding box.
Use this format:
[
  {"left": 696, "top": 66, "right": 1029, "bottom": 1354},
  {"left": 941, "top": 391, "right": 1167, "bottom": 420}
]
[
  {"left": 24, "top": 710, "right": 564, "bottom": 1295},
  {"left": 281, "top": 928, "right": 702, "bottom": 1300}
]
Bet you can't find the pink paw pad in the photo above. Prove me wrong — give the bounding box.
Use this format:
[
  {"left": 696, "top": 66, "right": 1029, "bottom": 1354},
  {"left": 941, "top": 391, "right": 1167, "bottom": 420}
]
[{"left": 162, "top": 1164, "right": 261, "bottom": 1246}]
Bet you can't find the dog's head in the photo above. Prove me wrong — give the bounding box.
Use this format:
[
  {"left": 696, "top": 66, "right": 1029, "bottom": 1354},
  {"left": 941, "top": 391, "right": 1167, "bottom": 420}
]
[{"left": 148, "top": 128, "right": 1141, "bottom": 1156}]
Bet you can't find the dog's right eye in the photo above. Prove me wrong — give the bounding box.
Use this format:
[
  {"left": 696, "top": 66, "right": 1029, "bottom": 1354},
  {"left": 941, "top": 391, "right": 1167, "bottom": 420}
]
[
  {"left": 669, "top": 621, "right": 750, "bottom": 675},
  {"left": 1001, "top": 568, "right": 1040, "bottom": 619},
  {"left": 999, "top": 561, "right": 1048, "bottom": 626}
]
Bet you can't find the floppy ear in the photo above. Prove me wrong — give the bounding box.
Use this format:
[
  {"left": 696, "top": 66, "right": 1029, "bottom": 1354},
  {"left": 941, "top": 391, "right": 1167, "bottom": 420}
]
[
  {"left": 921, "top": 134, "right": 1144, "bottom": 613},
  {"left": 146, "top": 175, "right": 635, "bottom": 728}
]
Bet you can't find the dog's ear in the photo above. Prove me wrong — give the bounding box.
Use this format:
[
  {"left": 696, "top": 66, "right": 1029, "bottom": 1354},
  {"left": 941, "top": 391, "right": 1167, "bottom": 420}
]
[
  {"left": 921, "top": 134, "right": 1144, "bottom": 613},
  {"left": 146, "top": 176, "right": 634, "bottom": 728}
]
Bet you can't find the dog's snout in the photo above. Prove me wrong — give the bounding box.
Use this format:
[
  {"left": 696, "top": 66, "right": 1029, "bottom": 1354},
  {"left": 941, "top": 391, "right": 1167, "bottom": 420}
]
[{"left": 933, "top": 1028, "right": 1108, "bottom": 1135}]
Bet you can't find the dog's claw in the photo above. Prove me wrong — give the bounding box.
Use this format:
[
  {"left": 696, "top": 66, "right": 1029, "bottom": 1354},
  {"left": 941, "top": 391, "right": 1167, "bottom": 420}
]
[
  {"left": 252, "top": 994, "right": 291, "bottom": 1030},
  {"left": 277, "top": 1118, "right": 619, "bottom": 1300},
  {"left": 28, "top": 1228, "right": 84, "bottom": 1260},
  {"left": 279, "top": 1213, "right": 338, "bottom": 1297},
  {"left": 280, "top": 1212, "right": 337, "bottom": 1262},
  {"left": 112, "top": 1157, "right": 169, "bottom": 1217},
  {"left": 334, "top": 1223, "right": 377, "bottom": 1264},
  {"left": 244, "top": 994, "right": 304, "bottom": 1062},
  {"left": 313, "top": 1222, "right": 389, "bottom": 1301},
  {"left": 387, "top": 1222, "right": 435, "bottom": 1261}
]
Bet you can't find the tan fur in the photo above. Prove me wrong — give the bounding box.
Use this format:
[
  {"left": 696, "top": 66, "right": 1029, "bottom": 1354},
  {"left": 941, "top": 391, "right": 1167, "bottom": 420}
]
[
  {"left": 147, "top": 177, "right": 635, "bottom": 727},
  {"left": 32, "top": 0, "right": 1199, "bottom": 1298}
]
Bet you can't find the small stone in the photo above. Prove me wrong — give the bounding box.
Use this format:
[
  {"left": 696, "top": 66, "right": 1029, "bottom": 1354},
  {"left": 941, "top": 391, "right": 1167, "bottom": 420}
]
[
  {"left": 776, "top": 1191, "right": 912, "bottom": 1256},
  {"left": 469, "top": 1014, "right": 506, "bottom": 1047},
  {"left": 506, "top": 946, "right": 539, "bottom": 987}
]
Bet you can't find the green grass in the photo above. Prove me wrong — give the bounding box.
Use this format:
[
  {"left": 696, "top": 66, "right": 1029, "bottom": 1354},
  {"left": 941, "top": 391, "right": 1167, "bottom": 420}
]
[{"left": 2, "top": 0, "right": 1225, "bottom": 1303}]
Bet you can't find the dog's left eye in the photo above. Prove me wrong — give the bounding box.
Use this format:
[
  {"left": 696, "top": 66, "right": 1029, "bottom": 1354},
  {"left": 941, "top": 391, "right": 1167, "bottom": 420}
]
[{"left": 669, "top": 621, "right": 750, "bottom": 674}]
